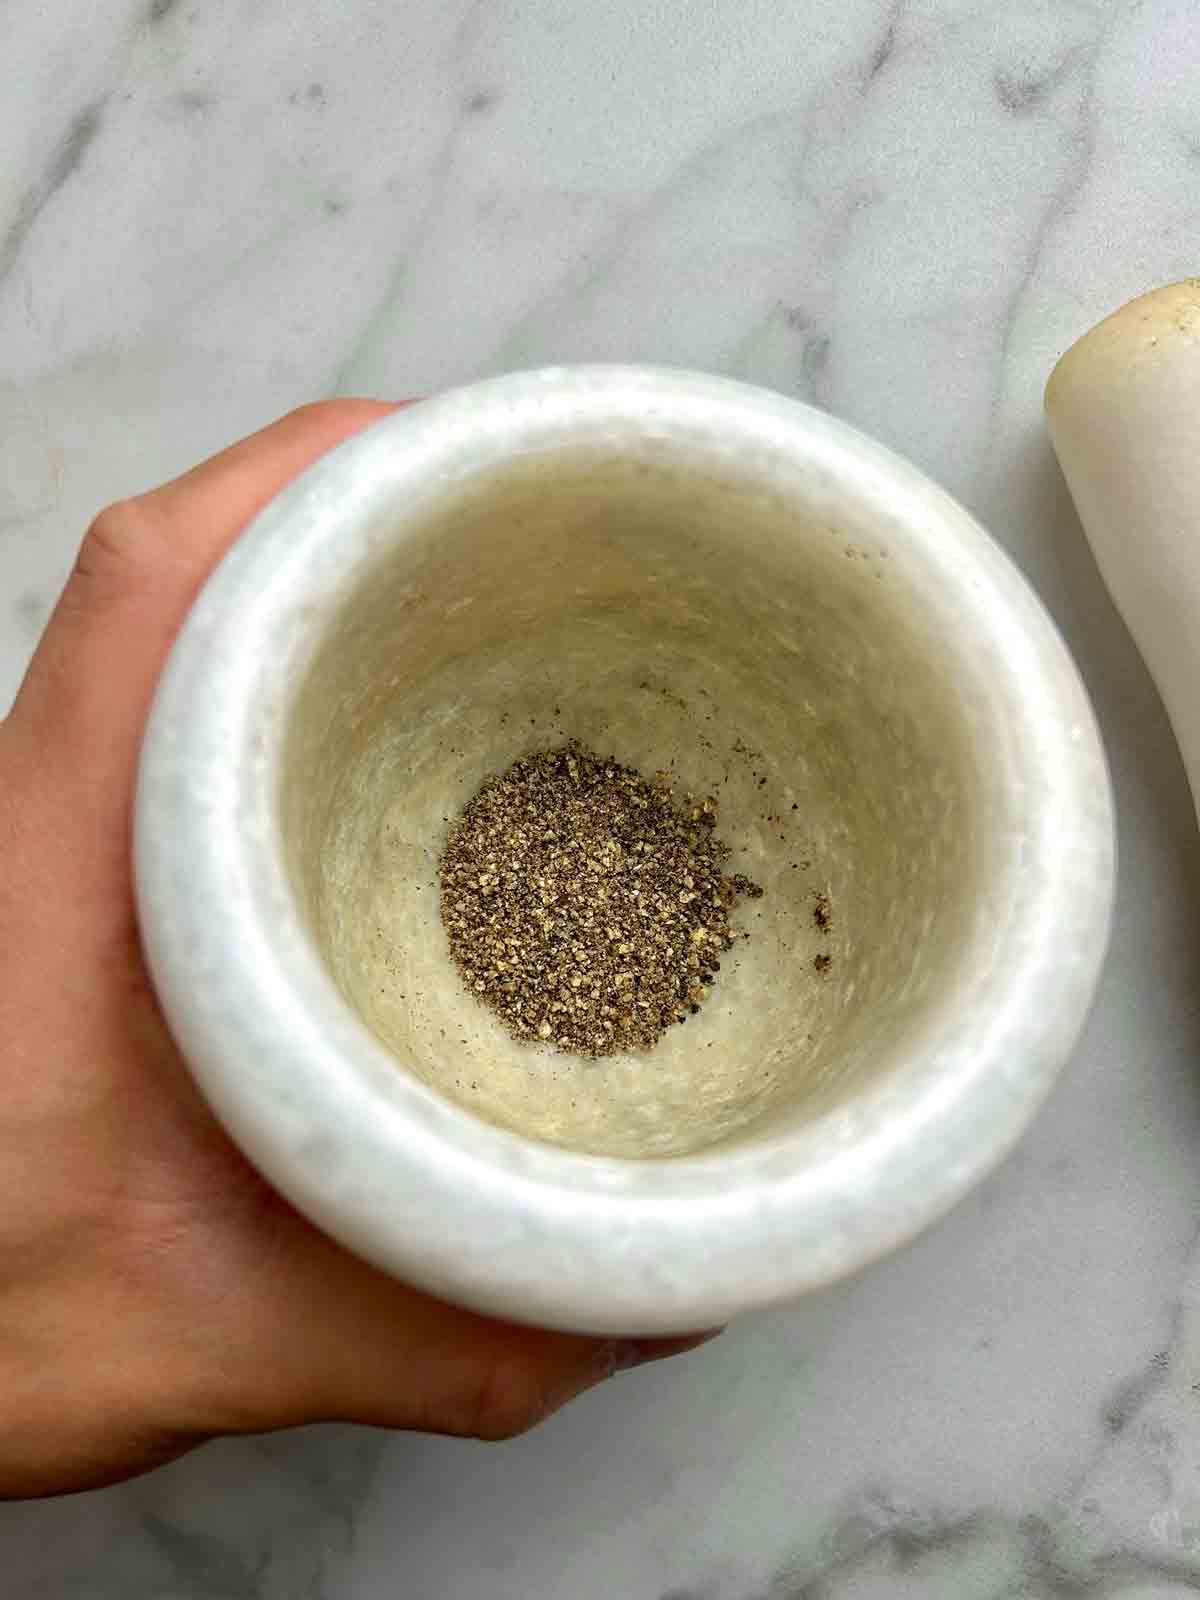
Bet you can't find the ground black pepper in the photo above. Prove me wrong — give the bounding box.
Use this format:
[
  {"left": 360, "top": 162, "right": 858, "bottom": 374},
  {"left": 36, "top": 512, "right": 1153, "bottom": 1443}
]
[{"left": 439, "top": 741, "right": 763, "bottom": 1057}]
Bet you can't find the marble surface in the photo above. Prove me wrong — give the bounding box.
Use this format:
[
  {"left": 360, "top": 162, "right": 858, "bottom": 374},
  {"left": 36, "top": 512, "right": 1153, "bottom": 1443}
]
[{"left": 2, "top": 0, "right": 1200, "bottom": 1593}]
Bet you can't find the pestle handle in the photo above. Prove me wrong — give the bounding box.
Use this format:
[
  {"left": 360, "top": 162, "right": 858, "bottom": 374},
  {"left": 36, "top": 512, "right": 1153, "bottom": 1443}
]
[{"left": 1046, "top": 279, "right": 1200, "bottom": 823}]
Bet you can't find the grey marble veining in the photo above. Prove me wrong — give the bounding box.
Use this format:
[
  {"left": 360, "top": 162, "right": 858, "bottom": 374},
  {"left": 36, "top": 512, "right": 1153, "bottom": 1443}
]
[{"left": 3, "top": 1, "right": 1200, "bottom": 1595}]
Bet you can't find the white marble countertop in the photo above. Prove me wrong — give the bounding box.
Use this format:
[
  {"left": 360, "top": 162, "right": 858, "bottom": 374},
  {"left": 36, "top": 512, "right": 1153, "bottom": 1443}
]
[{"left": 3, "top": 1, "right": 1200, "bottom": 1594}]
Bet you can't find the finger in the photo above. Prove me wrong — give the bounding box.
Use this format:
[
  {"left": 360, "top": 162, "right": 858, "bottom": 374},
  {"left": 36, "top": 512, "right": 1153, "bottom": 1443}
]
[
  {"left": 12, "top": 399, "right": 406, "bottom": 795},
  {"left": 118, "top": 398, "right": 404, "bottom": 591},
  {"left": 206, "top": 1211, "right": 719, "bottom": 1442}
]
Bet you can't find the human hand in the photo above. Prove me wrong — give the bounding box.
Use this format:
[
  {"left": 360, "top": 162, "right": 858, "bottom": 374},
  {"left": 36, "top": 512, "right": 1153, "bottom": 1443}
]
[{"left": 0, "top": 401, "right": 713, "bottom": 1499}]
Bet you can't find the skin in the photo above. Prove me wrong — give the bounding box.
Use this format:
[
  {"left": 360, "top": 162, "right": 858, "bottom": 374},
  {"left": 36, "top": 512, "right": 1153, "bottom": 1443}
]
[{"left": 0, "top": 400, "right": 714, "bottom": 1500}]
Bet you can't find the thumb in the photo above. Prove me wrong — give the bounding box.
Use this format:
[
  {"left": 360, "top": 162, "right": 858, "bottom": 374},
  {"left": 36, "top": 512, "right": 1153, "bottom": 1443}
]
[{"left": 11, "top": 400, "right": 402, "bottom": 800}]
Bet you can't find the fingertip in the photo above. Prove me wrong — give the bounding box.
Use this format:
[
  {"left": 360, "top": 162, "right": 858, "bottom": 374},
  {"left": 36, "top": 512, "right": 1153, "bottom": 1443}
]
[{"left": 608, "top": 1328, "right": 725, "bottom": 1375}]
